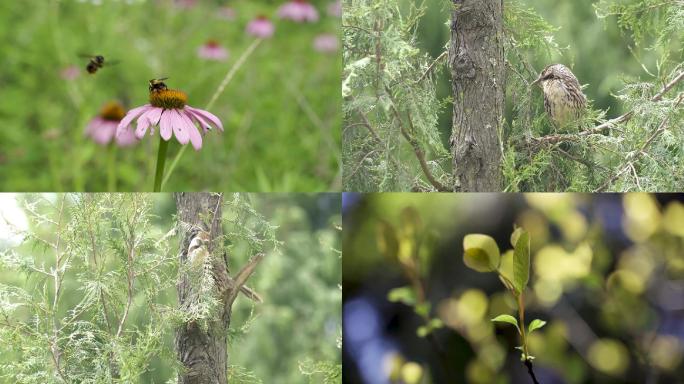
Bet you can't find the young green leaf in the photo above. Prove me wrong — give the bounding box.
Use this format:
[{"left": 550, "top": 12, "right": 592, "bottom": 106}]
[
  {"left": 414, "top": 302, "right": 431, "bottom": 318},
  {"left": 512, "top": 229, "right": 530, "bottom": 294},
  {"left": 399, "top": 206, "right": 422, "bottom": 238},
  {"left": 510, "top": 226, "right": 523, "bottom": 248},
  {"left": 491, "top": 314, "right": 520, "bottom": 333},
  {"left": 416, "top": 318, "right": 443, "bottom": 338},
  {"left": 376, "top": 220, "right": 398, "bottom": 261},
  {"left": 417, "top": 325, "right": 429, "bottom": 337},
  {"left": 528, "top": 319, "right": 547, "bottom": 334},
  {"left": 388, "top": 287, "right": 416, "bottom": 306},
  {"left": 463, "top": 234, "right": 501, "bottom": 272},
  {"left": 497, "top": 250, "right": 519, "bottom": 294}
]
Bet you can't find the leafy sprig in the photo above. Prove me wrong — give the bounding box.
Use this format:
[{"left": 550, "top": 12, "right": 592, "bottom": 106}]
[{"left": 463, "top": 227, "right": 545, "bottom": 383}]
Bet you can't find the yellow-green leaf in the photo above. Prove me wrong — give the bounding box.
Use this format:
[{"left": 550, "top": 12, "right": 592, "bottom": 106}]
[
  {"left": 528, "top": 319, "right": 546, "bottom": 334},
  {"left": 463, "top": 234, "right": 500, "bottom": 272},
  {"left": 388, "top": 287, "right": 416, "bottom": 306},
  {"left": 512, "top": 229, "right": 530, "bottom": 294},
  {"left": 491, "top": 314, "right": 520, "bottom": 333},
  {"left": 376, "top": 220, "right": 398, "bottom": 261},
  {"left": 400, "top": 206, "right": 422, "bottom": 238},
  {"left": 510, "top": 226, "right": 523, "bottom": 248}
]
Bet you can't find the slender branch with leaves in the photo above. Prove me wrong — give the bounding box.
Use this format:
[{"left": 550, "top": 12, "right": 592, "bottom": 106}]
[{"left": 463, "top": 227, "right": 546, "bottom": 384}]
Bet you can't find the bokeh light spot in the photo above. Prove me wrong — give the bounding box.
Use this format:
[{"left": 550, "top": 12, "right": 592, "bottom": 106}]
[{"left": 587, "top": 339, "right": 629, "bottom": 376}]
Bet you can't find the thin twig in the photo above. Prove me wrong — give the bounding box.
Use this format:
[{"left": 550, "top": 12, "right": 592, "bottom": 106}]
[
  {"left": 50, "top": 196, "right": 68, "bottom": 383},
  {"left": 225, "top": 253, "right": 265, "bottom": 308},
  {"left": 415, "top": 51, "right": 448, "bottom": 84},
  {"left": 524, "top": 359, "right": 540, "bottom": 384},
  {"left": 385, "top": 88, "right": 449, "bottom": 191},
  {"left": 116, "top": 235, "right": 136, "bottom": 338},
  {"left": 594, "top": 92, "right": 683, "bottom": 191},
  {"left": 358, "top": 112, "right": 383, "bottom": 143}
]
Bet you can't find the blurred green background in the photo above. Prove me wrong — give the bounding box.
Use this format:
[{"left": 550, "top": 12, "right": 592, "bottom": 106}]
[
  {"left": 0, "top": 193, "right": 341, "bottom": 383},
  {"left": 343, "top": 193, "right": 684, "bottom": 384},
  {"left": 409, "top": 0, "right": 672, "bottom": 146},
  {"left": 0, "top": 0, "right": 341, "bottom": 192}
]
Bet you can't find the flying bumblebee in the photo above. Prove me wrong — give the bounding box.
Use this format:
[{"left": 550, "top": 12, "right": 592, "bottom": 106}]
[
  {"left": 79, "top": 54, "right": 119, "bottom": 74},
  {"left": 149, "top": 78, "right": 169, "bottom": 93}
]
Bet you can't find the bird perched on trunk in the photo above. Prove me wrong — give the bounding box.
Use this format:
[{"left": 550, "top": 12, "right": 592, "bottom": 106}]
[
  {"left": 186, "top": 228, "right": 262, "bottom": 303},
  {"left": 531, "top": 64, "right": 587, "bottom": 131}
]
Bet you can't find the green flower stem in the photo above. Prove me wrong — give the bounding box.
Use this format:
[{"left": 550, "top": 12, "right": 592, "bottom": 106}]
[
  {"left": 160, "top": 38, "right": 263, "bottom": 190},
  {"left": 107, "top": 144, "right": 117, "bottom": 191},
  {"left": 153, "top": 137, "right": 169, "bottom": 192}
]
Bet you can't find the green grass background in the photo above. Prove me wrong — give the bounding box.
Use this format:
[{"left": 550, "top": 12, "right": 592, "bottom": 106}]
[{"left": 0, "top": 0, "right": 341, "bottom": 192}]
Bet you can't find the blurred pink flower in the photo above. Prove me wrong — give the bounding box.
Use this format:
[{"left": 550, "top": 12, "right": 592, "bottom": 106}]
[
  {"left": 313, "top": 34, "right": 339, "bottom": 53},
  {"left": 246, "top": 16, "right": 275, "bottom": 38},
  {"left": 173, "top": 0, "right": 197, "bottom": 9},
  {"left": 216, "top": 6, "right": 236, "bottom": 20},
  {"left": 327, "top": 0, "right": 341, "bottom": 17},
  {"left": 277, "top": 0, "right": 319, "bottom": 23},
  {"left": 86, "top": 101, "right": 138, "bottom": 147},
  {"left": 116, "top": 88, "right": 223, "bottom": 151},
  {"left": 60, "top": 65, "right": 80, "bottom": 80},
  {"left": 197, "top": 40, "right": 229, "bottom": 61}
]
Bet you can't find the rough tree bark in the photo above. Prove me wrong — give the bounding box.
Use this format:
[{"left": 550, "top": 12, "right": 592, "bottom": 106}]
[
  {"left": 449, "top": 0, "right": 504, "bottom": 191},
  {"left": 175, "top": 192, "right": 229, "bottom": 384},
  {"left": 174, "top": 193, "right": 265, "bottom": 384}
]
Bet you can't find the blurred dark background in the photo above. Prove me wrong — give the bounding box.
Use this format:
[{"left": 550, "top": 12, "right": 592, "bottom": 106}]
[{"left": 343, "top": 193, "right": 684, "bottom": 384}]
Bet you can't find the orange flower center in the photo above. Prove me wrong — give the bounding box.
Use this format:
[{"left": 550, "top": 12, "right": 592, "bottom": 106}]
[
  {"left": 149, "top": 89, "right": 188, "bottom": 109},
  {"left": 100, "top": 101, "right": 126, "bottom": 121}
]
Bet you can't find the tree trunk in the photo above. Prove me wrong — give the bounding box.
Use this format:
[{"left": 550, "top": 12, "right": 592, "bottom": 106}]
[
  {"left": 449, "top": 0, "right": 504, "bottom": 191},
  {"left": 175, "top": 192, "right": 230, "bottom": 384}
]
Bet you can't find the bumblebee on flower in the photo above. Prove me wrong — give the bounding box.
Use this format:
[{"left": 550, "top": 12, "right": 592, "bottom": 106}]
[{"left": 117, "top": 78, "right": 223, "bottom": 151}]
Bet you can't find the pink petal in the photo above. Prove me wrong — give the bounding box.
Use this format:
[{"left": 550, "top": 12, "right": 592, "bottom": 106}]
[
  {"left": 117, "top": 105, "right": 152, "bottom": 134},
  {"left": 144, "top": 107, "right": 164, "bottom": 126},
  {"left": 185, "top": 106, "right": 223, "bottom": 132},
  {"left": 87, "top": 118, "right": 116, "bottom": 145},
  {"left": 170, "top": 109, "right": 190, "bottom": 145},
  {"left": 135, "top": 111, "right": 155, "bottom": 139},
  {"left": 180, "top": 111, "right": 203, "bottom": 150},
  {"left": 187, "top": 110, "right": 212, "bottom": 133},
  {"left": 159, "top": 110, "right": 173, "bottom": 141}
]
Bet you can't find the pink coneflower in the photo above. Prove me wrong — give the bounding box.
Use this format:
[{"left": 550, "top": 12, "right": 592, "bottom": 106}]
[
  {"left": 277, "top": 0, "right": 319, "bottom": 23},
  {"left": 246, "top": 16, "right": 275, "bottom": 38},
  {"left": 313, "top": 34, "right": 339, "bottom": 53},
  {"left": 116, "top": 86, "right": 223, "bottom": 151},
  {"left": 216, "top": 6, "right": 236, "bottom": 20},
  {"left": 197, "top": 40, "right": 229, "bottom": 61},
  {"left": 327, "top": 0, "right": 341, "bottom": 17},
  {"left": 86, "top": 101, "right": 138, "bottom": 147},
  {"left": 60, "top": 65, "right": 80, "bottom": 80}
]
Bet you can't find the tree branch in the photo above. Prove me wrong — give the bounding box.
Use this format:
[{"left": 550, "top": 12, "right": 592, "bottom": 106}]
[
  {"left": 594, "top": 92, "right": 683, "bottom": 191},
  {"left": 225, "top": 253, "right": 265, "bottom": 308},
  {"left": 524, "top": 359, "right": 540, "bottom": 384},
  {"left": 415, "top": 51, "right": 448, "bottom": 84},
  {"left": 385, "top": 88, "right": 450, "bottom": 191},
  {"left": 115, "top": 242, "right": 135, "bottom": 338}
]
